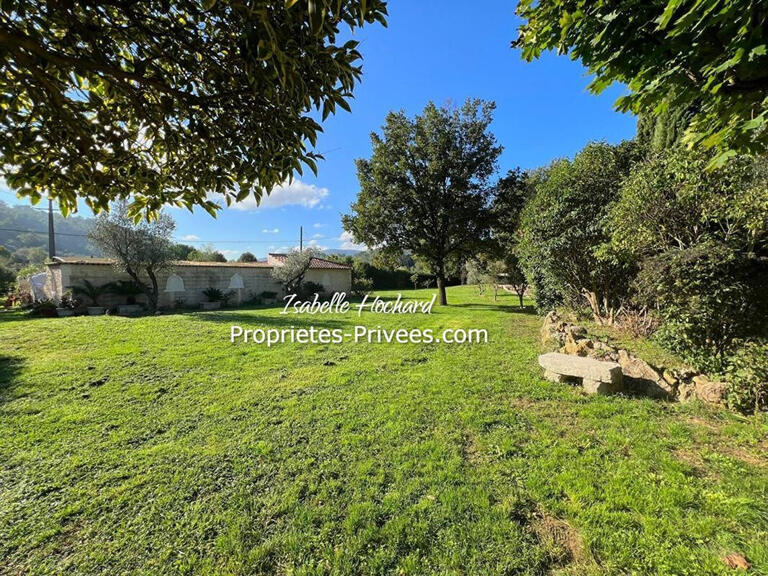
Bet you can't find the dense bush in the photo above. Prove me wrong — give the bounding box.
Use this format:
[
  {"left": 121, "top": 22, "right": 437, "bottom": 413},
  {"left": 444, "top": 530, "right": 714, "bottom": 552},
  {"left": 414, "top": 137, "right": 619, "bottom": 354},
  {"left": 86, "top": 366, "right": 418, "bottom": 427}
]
[
  {"left": 635, "top": 242, "right": 768, "bottom": 372},
  {"left": 610, "top": 149, "right": 768, "bottom": 374},
  {"left": 724, "top": 341, "right": 768, "bottom": 414},
  {"left": 297, "top": 281, "right": 325, "bottom": 299},
  {"left": 517, "top": 142, "right": 637, "bottom": 321}
]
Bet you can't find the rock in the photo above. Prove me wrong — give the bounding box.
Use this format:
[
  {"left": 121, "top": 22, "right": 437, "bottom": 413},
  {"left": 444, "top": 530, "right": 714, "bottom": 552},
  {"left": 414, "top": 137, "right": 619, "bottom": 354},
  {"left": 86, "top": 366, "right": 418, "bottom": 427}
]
[
  {"left": 722, "top": 553, "right": 750, "bottom": 571},
  {"left": 693, "top": 375, "right": 728, "bottom": 405},
  {"left": 677, "top": 381, "right": 696, "bottom": 402},
  {"left": 562, "top": 334, "right": 595, "bottom": 357},
  {"left": 565, "top": 325, "right": 587, "bottom": 337},
  {"left": 662, "top": 369, "right": 679, "bottom": 388},
  {"left": 538, "top": 352, "right": 622, "bottom": 395},
  {"left": 617, "top": 350, "right": 675, "bottom": 399}
]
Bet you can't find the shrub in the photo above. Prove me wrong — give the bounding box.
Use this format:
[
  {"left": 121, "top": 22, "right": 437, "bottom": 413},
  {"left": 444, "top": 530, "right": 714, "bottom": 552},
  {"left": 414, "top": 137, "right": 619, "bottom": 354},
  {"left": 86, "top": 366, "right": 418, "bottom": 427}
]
[
  {"left": 635, "top": 242, "right": 768, "bottom": 372},
  {"left": 202, "top": 287, "right": 224, "bottom": 302},
  {"left": 517, "top": 142, "right": 637, "bottom": 321},
  {"left": 297, "top": 281, "right": 325, "bottom": 299},
  {"left": 259, "top": 291, "right": 278, "bottom": 300},
  {"left": 724, "top": 341, "right": 768, "bottom": 414}
]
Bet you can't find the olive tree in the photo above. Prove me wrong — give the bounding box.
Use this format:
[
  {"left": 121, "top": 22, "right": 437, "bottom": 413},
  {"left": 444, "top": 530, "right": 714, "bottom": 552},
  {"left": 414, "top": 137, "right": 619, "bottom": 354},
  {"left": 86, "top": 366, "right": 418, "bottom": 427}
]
[{"left": 88, "top": 202, "right": 175, "bottom": 311}]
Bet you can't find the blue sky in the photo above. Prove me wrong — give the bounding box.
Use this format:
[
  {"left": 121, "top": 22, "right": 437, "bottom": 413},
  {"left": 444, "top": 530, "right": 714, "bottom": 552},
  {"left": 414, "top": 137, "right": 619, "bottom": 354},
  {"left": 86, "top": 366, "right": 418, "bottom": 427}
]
[{"left": 1, "top": 0, "right": 637, "bottom": 259}]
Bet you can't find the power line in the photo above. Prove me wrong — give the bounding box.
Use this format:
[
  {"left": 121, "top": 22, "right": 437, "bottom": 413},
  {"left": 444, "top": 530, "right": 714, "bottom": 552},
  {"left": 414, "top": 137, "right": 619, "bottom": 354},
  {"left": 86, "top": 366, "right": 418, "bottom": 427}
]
[{"left": 0, "top": 226, "right": 338, "bottom": 244}]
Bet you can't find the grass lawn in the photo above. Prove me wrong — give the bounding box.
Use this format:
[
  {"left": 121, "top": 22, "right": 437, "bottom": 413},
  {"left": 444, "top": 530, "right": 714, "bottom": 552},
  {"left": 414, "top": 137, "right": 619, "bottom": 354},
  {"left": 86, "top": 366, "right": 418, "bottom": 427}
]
[{"left": 1, "top": 286, "right": 766, "bottom": 575}]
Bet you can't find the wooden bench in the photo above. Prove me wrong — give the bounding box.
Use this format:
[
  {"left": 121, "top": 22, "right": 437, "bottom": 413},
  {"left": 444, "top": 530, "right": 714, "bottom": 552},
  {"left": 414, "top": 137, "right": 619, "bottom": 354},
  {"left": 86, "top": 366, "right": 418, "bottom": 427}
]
[{"left": 538, "top": 352, "right": 623, "bottom": 395}]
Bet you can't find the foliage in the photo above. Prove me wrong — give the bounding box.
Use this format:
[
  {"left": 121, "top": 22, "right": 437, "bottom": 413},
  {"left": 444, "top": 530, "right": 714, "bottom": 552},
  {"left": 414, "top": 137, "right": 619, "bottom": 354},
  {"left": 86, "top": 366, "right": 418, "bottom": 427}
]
[
  {"left": 297, "top": 280, "right": 325, "bottom": 299},
  {"left": 1, "top": 286, "right": 766, "bottom": 574},
  {"left": 30, "top": 297, "right": 56, "bottom": 314},
  {"left": 202, "top": 287, "right": 224, "bottom": 303},
  {"left": 514, "top": 0, "right": 768, "bottom": 166},
  {"left": 0, "top": 262, "right": 14, "bottom": 293},
  {"left": 636, "top": 243, "right": 767, "bottom": 373},
  {"left": 259, "top": 291, "right": 278, "bottom": 300},
  {"left": 187, "top": 246, "right": 227, "bottom": 262},
  {"left": 517, "top": 142, "right": 637, "bottom": 321},
  {"left": 1, "top": 0, "right": 388, "bottom": 218},
  {"left": 238, "top": 252, "right": 257, "bottom": 263},
  {"left": 58, "top": 290, "right": 78, "bottom": 309},
  {"left": 88, "top": 202, "right": 175, "bottom": 310},
  {"left": 70, "top": 279, "right": 112, "bottom": 307},
  {"left": 609, "top": 148, "right": 768, "bottom": 370},
  {"left": 343, "top": 99, "right": 502, "bottom": 305},
  {"left": 169, "top": 243, "right": 196, "bottom": 261},
  {"left": 725, "top": 341, "right": 768, "bottom": 414},
  {"left": 270, "top": 249, "right": 319, "bottom": 293}
]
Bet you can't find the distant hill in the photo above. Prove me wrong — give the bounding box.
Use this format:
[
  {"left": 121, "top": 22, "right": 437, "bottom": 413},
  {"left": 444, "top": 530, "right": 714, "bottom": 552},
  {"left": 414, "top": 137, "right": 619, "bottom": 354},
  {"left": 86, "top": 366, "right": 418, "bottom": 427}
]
[
  {"left": 323, "top": 248, "right": 363, "bottom": 257},
  {"left": 0, "top": 200, "right": 98, "bottom": 261}
]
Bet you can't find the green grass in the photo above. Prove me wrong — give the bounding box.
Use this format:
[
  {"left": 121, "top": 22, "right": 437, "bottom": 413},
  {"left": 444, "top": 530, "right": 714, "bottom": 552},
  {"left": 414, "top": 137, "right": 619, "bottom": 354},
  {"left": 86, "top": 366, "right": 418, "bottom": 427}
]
[{"left": 1, "top": 286, "right": 766, "bottom": 575}]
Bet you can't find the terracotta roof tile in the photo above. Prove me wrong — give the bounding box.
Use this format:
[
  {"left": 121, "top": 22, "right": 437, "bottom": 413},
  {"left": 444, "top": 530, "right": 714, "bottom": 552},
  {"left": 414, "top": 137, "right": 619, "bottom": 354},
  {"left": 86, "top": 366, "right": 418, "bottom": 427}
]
[{"left": 49, "top": 255, "right": 351, "bottom": 269}]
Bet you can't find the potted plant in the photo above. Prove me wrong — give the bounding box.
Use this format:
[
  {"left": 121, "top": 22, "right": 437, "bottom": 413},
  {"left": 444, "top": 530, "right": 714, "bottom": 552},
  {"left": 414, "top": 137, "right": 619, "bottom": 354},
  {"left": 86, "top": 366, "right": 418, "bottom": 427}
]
[
  {"left": 201, "top": 287, "right": 223, "bottom": 310},
  {"left": 32, "top": 298, "right": 58, "bottom": 317},
  {"left": 109, "top": 280, "right": 144, "bottom": 315},
  {"left": 56, "top": 291, "right": 78, "bottom": 317},
  {"left": 260, "top": 291, "right": 278, "bottom": 305},
  {"left": 71, "top": 279, "right": 112, "bottom": 315}
]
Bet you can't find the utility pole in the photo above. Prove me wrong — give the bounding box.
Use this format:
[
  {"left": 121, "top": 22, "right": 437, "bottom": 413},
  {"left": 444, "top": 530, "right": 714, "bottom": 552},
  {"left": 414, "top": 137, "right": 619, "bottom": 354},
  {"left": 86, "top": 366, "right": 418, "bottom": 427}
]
[
  {"left": 300, "top": 226, "right": 303, "bottom": 251},
  {"left": 48, "top": 198, "right": 56, "bottom": 259}
]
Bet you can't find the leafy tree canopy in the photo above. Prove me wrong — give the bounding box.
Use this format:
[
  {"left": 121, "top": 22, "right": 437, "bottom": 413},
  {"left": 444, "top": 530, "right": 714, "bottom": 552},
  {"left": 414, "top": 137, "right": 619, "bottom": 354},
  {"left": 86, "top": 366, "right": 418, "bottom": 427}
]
[
  {"left": 88, "top": 201, "right": 175, "bottom": 310},
  {"left": 0, "top": 0, "right": 387, "bottom": 218},
  {"left": 343, "top": 99, "right": 502, "bottom": 305},
  {"left": 514, "top": 0, "right": 768, "bottom": 165}
]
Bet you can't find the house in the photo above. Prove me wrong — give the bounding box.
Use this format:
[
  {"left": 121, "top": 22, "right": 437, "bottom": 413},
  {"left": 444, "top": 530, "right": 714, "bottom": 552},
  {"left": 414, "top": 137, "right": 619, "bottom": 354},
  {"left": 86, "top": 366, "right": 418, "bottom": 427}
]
[{"left": 43, "top": 254, "right": 352, "bottom": 308}]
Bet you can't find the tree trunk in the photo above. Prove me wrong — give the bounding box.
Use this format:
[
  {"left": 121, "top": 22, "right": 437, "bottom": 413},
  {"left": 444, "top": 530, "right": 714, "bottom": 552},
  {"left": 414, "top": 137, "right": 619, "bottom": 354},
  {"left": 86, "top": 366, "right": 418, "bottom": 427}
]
[
  {"left": 518, "top": 292, "right": 524, "bottom": 309},
  {"left": 436, "top": 275, "right": 447, "bottom": 306},
  {"left": 146, "top": 268, "right": 159, "bottom": 311}
]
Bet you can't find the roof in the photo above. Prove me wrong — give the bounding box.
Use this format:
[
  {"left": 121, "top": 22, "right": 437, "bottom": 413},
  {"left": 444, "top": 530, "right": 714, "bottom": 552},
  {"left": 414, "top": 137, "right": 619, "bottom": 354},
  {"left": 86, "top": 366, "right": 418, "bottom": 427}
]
[{"left": 48, "top": 255, "right": 351, "bottom": 270}]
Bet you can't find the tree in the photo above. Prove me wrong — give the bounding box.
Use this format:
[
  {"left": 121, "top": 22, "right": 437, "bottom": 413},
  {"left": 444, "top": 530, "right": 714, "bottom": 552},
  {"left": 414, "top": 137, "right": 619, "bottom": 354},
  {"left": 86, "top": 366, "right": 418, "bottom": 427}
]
[
  {"left": 1, "top": 0, "right": 388, "bottom": 218},
  {"left": 517, "top": 143, "right": 637, "bottom": 322},
  {"left": 608, "top": 148, "right": 768, "bottom": 368},
  {"left": 238, "top": 252, "right": 257, "bottom": 263},
  {"left": 271, "top": 249, "right": 319, "bottom": 293},
  {"left": 169, "top": 243, "right": 196, "bottom": 261},
  {"left": 342, "top": 100, "right": 502, "bottom": 305},
  {"left": 88, "top": 202, "right": 175, "bottom": 311},
  {"left": 514, "top": 0, "right": 768, "bottom": 166},
  {"left": 0, "top": 263, "right": 14, "bottom": 293},
  {"left": 487, "top": 169, "right": 531, "bottom": 308},
  {"left": 187, "top": 246, "right": 227, "bottom": 262}
]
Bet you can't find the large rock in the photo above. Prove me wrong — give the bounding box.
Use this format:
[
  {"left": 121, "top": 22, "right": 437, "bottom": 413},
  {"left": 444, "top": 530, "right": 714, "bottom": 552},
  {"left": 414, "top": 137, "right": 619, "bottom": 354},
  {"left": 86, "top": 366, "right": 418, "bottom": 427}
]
[
  {"left": 617, "top": 350, "right": 675, "bottom": 399},
  {"left": 694, "top": 375, "right": 728, "bottom": 405},
  {"left": 539, "top": 352, "right": 623, "bottom": 395},
  {"left": 561, "top": 334, "right": 594, "bottom": 357}
]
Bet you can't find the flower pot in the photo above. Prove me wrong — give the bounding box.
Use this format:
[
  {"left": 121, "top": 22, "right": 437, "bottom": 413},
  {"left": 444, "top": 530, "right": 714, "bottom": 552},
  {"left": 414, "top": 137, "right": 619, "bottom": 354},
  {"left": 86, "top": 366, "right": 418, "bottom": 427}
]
[
  {"left": 87, "top": 306, "right": 105, "bottom": 316},
  {"left": 117, "top": 304, "right": 143, "bottom": 316},
  {"left": 56, "top": 308, "right": 74, "bottom": 317},
  {"left": 201, "top": 301, "right": 221, "bottom": 311}
]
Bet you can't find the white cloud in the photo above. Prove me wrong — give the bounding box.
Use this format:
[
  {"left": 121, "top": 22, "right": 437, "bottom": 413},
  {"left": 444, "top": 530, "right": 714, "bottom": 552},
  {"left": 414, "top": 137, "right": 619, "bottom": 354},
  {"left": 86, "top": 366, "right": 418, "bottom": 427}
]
[
  {"left": 312, "top": 223, "right": 324, "bottom": 229},
  {"left": 261, "top": 228, "right": 280, "bottom": 234},
  {"left": 312, "top": 233, "right": 323, "bottom": 239},
  {"left": 181, "top": 234, "right": 200, "bottom": 241},
  {"left": 226, "top": 179, "right": 329, "bottom": 211},
  {"left": 221, "top": 249, "right": 240, "bottom": 256},
  {"left": 339, "top": 231, "right": 366, "bottom": 251}
]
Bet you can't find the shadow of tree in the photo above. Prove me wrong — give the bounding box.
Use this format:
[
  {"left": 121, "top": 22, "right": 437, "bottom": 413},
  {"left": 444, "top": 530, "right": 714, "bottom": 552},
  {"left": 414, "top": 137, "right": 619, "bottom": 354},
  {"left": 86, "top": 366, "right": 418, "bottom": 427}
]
[{"left": 0, "top": 355, "right": 25, "bottom": 405}]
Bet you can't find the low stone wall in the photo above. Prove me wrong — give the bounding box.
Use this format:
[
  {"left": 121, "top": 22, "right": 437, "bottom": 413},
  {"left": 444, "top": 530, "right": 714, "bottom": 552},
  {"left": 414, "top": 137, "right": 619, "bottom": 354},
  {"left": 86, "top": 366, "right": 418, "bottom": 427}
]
[{"left": 540, "top": 311, "right": 728, "bottom": 405}]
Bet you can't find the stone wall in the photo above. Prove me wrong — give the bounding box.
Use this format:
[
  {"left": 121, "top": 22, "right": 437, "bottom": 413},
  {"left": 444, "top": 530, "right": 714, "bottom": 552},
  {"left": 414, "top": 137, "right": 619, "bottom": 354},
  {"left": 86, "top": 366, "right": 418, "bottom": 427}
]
[
  {"left": 540, "top": 311, "right": 729, "bottom": 406},
  {"left": 44, "top": 262, "right": 351, "bottom": 308}
]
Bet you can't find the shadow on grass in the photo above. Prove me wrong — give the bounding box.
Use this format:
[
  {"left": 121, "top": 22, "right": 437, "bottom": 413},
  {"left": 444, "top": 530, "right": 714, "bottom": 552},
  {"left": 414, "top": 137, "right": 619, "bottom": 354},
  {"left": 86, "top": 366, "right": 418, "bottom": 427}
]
[
  {"left": 192, "top": 310, "right": 352, "bottom": 330},
  {"left": 0, "top": 355, "right": 24, "bottom": 405},
  {"left": 450, "top": 302, "right": 539, "bottom": 315}
]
